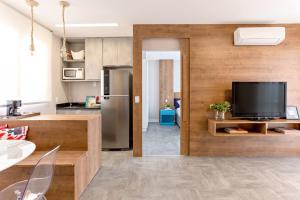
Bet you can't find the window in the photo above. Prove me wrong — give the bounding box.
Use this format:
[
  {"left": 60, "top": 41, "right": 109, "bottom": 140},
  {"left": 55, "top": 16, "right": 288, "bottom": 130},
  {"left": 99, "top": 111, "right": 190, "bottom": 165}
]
[{"left": 0, "top": 3, "right": 52, "bottom": 105}]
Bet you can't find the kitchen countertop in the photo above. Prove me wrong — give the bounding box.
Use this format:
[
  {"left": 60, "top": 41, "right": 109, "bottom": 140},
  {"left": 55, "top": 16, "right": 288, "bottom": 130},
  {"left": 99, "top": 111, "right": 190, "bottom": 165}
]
[
  {"left": 0, "top": 112, "right": 40, "bottom": 120},
  {"left": 23, "top": 114, "right": 101, "bottom": 121},
  {"left": 56, "top": 102, "right": 101, "bottom": 110}
]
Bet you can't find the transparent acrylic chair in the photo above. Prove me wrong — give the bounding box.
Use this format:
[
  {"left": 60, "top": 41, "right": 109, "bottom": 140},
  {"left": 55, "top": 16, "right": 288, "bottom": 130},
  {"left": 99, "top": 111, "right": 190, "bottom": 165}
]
[{"left": 0, "top": 146, "right": 60, "bottom": 200}]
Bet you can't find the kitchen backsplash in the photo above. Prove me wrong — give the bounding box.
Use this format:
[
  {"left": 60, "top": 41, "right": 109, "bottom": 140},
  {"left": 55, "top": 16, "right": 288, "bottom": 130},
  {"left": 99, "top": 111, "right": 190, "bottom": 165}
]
[{"left": 67, "top": 82, "right": 100, "bottom": 103}]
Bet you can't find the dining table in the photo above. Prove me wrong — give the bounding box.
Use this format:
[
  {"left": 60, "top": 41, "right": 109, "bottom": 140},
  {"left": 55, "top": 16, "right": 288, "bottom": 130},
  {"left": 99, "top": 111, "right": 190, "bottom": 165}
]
[{"left": 0, "top": 140, "right": 36, "bottom": 172}]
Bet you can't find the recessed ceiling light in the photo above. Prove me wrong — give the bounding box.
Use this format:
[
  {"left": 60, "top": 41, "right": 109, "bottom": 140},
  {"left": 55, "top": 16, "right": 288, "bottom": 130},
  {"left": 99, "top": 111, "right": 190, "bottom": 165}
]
[{"left": 55, "top": 23, "right": 119, "bottom": 27}]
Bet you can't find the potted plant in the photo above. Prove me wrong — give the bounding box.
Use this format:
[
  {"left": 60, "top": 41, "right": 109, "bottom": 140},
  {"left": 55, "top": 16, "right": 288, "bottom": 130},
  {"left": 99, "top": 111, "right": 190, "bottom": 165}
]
[
  {"left": 164, "top": 103, "right": 172, "bottom": 109},
  {"left": 164, "top": 99, "right": 172, "bottom": 110},
  {"left": 209, "top": 101, "right": 231, "bottom": 120}
]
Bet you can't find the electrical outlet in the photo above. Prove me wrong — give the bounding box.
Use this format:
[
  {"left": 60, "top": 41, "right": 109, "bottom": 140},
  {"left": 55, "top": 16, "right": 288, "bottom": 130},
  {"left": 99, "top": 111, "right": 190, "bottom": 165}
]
[{"left": 135, "top": 96, "right": 140, "bottom": 103}]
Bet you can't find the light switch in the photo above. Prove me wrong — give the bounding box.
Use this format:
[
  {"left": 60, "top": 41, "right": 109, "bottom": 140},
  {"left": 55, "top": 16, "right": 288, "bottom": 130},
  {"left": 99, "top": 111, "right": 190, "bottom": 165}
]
[{"left": 134, "top": 96, "right": 140, "bottom": 103}]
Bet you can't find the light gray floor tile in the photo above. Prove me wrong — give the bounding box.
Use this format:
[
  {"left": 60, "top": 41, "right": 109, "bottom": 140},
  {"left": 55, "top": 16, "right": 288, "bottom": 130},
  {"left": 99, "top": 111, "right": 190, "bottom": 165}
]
[
  {"left": 80, "top": 152, "right": 300, "bottom": 200},
  {"left": 143, "top": 122, "right": 180, "bottom": 156}
]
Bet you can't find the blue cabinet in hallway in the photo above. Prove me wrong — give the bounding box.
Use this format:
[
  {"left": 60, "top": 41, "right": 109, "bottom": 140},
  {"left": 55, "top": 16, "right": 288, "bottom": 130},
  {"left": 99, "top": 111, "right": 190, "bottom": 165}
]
[{"left": 160, "top": 109, "right": 175, "bottom": 126}]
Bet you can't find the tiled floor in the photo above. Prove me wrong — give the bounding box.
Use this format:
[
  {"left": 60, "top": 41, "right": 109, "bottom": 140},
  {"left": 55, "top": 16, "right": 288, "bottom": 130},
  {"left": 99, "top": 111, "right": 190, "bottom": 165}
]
[
  {"left": 142, "top": 122, "right": 180, "bottom": 156},
  {"left": 80, "top": 151, "right": 300, "bottom": 200}
]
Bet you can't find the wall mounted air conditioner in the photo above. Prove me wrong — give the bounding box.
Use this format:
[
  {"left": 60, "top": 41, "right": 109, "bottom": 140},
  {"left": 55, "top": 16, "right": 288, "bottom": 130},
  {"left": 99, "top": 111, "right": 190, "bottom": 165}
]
[{"left": 234, "top": 27, "right": 285, "bottom": 46}]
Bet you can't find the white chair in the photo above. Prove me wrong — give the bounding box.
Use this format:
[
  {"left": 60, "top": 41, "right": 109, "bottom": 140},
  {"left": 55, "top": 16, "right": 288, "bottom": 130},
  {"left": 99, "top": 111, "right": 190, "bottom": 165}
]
[{"left": 0, "top": 146, "right": 60, "bottom": 200}]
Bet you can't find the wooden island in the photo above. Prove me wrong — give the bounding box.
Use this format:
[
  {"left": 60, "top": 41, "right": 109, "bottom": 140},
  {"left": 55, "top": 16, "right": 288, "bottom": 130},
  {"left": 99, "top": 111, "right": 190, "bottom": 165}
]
[{"left": 0, "top": 114, "right": 101, "bottom": 200}]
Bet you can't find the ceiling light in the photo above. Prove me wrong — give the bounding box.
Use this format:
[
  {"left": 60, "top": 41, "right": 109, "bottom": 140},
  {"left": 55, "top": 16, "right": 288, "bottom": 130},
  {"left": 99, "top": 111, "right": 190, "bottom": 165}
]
[{"left": 55, "top": 23, "right": 119, "bottom": 28}]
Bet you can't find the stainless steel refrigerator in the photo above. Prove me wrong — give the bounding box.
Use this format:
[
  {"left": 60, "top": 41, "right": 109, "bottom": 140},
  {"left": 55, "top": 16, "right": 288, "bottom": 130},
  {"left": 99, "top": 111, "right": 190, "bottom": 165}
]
[{"left": 101, "top": 66, "right": 132, "bottom": 150}]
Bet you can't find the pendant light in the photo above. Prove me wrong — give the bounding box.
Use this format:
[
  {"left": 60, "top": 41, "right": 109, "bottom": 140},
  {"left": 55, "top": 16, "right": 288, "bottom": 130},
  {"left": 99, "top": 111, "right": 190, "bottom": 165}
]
[
  {"left": 26, "top": 0, "right": 39, "bottom": 55},
  {"left": 60, "top": 1, "right": 70, "bottom": 59}
]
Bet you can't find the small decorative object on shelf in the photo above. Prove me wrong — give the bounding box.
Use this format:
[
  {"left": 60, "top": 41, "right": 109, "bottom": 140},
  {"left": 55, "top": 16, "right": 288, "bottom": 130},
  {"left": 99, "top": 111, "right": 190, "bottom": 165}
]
[
  {"left": 66, "top": 49, "right": 73, "bottom": 60},
  {"left": 209, "top": 101, "right": 231, "bottom": 120},
  {"left": 71, "top": 50, "right": 85, "bottom": 60},
  {"left": 286, "top": 106, "right": 299, "bottom": 120}
]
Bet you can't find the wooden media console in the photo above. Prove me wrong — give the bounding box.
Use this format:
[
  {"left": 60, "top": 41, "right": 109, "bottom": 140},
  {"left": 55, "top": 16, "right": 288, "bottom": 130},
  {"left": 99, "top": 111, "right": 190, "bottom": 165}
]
[{"left": 208, "top": 119, "right": 300, "bottom": 136}]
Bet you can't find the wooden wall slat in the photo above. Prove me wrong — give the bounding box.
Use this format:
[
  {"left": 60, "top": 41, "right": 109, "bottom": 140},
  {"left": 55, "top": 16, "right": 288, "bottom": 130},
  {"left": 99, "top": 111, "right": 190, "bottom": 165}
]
[{"left": 159, "top": 60, "right": 174, "bottom": 109}]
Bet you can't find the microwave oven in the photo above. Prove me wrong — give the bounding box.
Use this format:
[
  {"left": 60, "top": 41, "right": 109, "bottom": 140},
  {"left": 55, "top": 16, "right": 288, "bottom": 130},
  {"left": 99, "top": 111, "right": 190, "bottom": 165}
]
[{"left": 63, "top": 68, "right": 84, "bottom": 80}]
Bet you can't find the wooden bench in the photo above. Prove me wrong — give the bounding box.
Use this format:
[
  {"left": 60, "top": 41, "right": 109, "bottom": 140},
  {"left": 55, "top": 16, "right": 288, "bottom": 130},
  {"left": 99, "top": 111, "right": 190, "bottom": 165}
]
[{"left": 0, "top": 115, "right": 101, "bottom": 200}]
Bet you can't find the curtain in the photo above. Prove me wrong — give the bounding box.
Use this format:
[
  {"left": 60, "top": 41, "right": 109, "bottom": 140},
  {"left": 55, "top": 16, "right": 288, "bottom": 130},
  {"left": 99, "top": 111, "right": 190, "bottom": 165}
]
[{"left": 0, "top": 3, "right": 52, "bottom": 105}]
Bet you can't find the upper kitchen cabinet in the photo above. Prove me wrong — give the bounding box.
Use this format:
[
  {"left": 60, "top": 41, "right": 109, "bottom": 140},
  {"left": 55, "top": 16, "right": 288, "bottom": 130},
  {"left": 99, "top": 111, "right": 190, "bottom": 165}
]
[
  {"left": 103, "top": 37, "right": 133, "bottom": 66},
  {"left": 85, "top": 38, "right": 103, "bottom": 80},
  {"left": 118, "top": 38, "right": 133, "bottom": 65},
  {"left": 103, "top": 38, "right": 118, "bottom": 66}
]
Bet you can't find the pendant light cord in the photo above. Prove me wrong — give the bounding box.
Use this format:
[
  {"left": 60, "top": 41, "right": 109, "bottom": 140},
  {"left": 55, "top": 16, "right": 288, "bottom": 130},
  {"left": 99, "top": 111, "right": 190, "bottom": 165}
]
[
  {"left": 30, "top": 3, "right": 34, "bottom": 53},
  {"left": 62, "top": 4, "right": 66, "bottom": 50},
  {"left": 60, "top": 2, "right": 68, "bottom": 58}
]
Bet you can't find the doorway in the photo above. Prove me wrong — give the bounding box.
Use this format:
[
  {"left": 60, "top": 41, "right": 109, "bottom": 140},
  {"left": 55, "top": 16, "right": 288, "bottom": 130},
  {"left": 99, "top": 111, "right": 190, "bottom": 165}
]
[
  {"left": 132, "top": 29, "right": 190, "bottom": 157},
  {"left": 142, "top": 50, "right": 181, "bottom": 155}
]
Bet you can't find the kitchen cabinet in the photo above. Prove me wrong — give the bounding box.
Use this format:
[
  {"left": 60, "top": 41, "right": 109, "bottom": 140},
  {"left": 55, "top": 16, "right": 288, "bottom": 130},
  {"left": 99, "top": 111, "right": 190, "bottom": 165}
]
[
  {"left": 103, "top": 38, "right": 132, "bottom": 66},
  {"left": 85, "top": 38, "right": 103, "bottom": 80},
  {"left": 103, "top": 38, "right": 118, "bottom": 66},
  {"left": 118, "top": 38, "right": 132, "bottom": 65}
]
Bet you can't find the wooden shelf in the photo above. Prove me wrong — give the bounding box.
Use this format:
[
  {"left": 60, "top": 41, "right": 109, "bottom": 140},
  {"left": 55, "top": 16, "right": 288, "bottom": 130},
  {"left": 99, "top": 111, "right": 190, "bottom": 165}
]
[
  {"left": 214, "top": 132, "right": 265, "bottom": 137},
  {"left": 208, "top": 119, "right": 300, "bottom": 137}
]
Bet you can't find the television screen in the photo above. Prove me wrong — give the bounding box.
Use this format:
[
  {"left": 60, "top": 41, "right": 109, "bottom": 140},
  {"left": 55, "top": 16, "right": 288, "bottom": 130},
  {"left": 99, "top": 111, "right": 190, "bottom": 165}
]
[{"left": 232, "top": 82, "right": 287, "bottom": 118}]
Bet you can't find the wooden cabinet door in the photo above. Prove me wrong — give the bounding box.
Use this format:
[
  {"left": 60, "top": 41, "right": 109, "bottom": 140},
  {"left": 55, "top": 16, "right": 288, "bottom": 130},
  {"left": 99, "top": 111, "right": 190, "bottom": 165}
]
[
  {"left": 117, "top": 38, "right": 133, "bottom": 66},
  {"left": 85, "top": 38, "right": 103, "bottom": 80},
  {"left": 103, "top": 38, "right": 118, "bottom": 66}
]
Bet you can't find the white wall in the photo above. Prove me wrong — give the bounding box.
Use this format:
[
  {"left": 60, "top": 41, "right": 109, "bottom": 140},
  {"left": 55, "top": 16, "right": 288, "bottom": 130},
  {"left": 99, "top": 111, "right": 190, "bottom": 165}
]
[
  {"left": 148, "top": 60, "right": 160, "bottom": 122},
  {"left": 143, "top": 39, "right": 180, "bottom": 51},
  {"left": 52, "top": 36, "right": 68, "bottom": 105},
  {"left": 0, "top": 2, "right": 56, "bottom": 115},
  {"left": 173, "top": 60, "right": 181, "bottom": 92},
  {"left": 67, "top": 82, "right": 100, "bottom": 102},
  {"left": 142, "top": 54, "right": 149, "bottom": 131}
]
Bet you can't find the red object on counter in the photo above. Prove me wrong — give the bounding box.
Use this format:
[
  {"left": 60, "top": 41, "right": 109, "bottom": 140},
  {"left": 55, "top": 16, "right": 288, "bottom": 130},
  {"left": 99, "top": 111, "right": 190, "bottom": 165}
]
[{"left": 96, "top": 96, "right": 100, "bottom": 104}]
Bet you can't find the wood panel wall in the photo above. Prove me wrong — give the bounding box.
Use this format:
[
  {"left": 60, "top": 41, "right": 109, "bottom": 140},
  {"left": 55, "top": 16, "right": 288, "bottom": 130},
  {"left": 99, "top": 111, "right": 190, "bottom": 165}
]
[
  {"left": 159, "top": 60, "right": 174, "bottom": 109},
  {"left": 133, "top": 24, "right": 300, "bottom": 156},
  {"left": 189, "top": 25, "right": 300, "bottom": 156}
]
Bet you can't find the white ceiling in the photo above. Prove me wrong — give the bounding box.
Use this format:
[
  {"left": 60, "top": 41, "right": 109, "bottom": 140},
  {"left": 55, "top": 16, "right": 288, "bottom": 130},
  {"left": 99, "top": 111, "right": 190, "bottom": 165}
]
[{"left": 3, "top": 0, "right": 300, "bottom": 38}]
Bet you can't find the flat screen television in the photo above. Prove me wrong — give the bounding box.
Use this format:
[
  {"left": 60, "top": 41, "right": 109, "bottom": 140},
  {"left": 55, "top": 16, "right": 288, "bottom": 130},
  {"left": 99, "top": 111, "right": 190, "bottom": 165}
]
[{"left": 232, "top": 82, "right": 287, "bottom": 119}]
